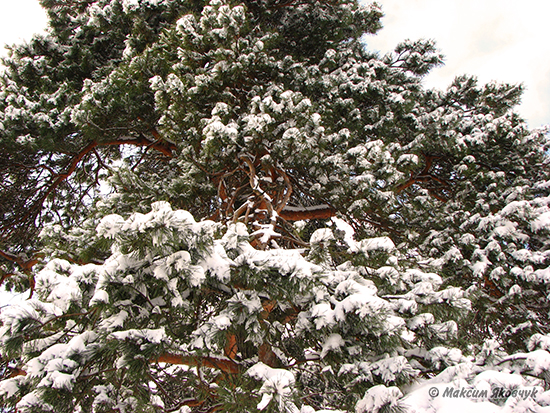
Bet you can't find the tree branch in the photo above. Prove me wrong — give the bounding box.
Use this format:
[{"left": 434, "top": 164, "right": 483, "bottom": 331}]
[
  {"left": 1, "top": 135, "right": 176, "bottom": 247},
  {"left": 0, "top": 250, "right": 40, "bottom": 273},
  {"left": 279, "top": 205, "right": 336, "bottom": 221},
  {"left": 395, "top": 153, "right": 450, "bottom": 202},
  {"left": 153, "top": 353, "right": 241, "bottom": 375}
]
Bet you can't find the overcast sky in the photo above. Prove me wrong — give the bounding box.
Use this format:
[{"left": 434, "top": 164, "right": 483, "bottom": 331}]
[
  {"left": 366, "top": 0, "right": 550, "bottom": 129},
  {"left": 1, "top": 0, "right": 549, "bottom": 127}
]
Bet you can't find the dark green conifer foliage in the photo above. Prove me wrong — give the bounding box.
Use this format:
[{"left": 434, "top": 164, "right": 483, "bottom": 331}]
[{"left": 1, "top": 1, "right": 549, "bottom": 412}]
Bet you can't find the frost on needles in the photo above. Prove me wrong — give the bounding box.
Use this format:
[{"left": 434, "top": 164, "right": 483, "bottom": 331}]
[{"left": 1, "top": 0, "right": 550, "bottom": 412}]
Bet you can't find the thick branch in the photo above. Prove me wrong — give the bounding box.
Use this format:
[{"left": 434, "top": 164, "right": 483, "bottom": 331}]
[
  {"left": 43, "top": 137, "right": 174, "bottom": 202},
  {"left": 2, "top": 136, "right": 176, "bottom": 246},
  {"left": 279, "top": 205, "right": 336, "bottom": 221},
  {"left": 394, "top": 153, "right": 450, "bottom": 202},
  {"left": 153, "top": 353, "right": 241, "bottom": 375},
  {"left": 0, "top": 250, "right": 40, "bottom": 273},
  {"left": 0, "top": 250, "right": 40, "bottom": 297},
  {"left": 239, "top": 155, "right": 276, "bottom": 225},
  {"left": 275, "top": 168, "right": 293, "bottom": 214},
  {"left": 6, "top": 366, "right": 27, "bottom": 378},
  {"left": 10, "top": 352, "right": 241, "bottom": 380}
]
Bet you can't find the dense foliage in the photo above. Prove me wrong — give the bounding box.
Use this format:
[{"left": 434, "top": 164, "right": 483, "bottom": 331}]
[{"left": 1, "top": 0, "right": 550, "bottom": 412}]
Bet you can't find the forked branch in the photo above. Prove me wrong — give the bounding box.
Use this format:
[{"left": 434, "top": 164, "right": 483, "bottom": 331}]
[
  {"left": 0, "top": 250, "right": 40, "bottom": 274},
  {"left": 395, "top": 153, "right": 451, "bottom": 202},
  {"left": 1, "top": 135, "right": 176, "bottom": 247}
]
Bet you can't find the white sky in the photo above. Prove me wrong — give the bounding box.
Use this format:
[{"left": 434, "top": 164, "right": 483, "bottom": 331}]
[
  {"left": 0, "top": 0, "right": 549, "bottom": 127},
  {"left": 366, "top": 0, "right": 550, "bottom": 128}
]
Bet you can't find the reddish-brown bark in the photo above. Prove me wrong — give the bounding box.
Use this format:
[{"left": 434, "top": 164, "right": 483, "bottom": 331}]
[
  {"left": 395, "top": 153, "right": 450, "bottom": 202},
  {"left": 41, "top": 137, "right": 175, "bottom": 206},
  {"left": 153, "top": 353, "right": 241, "bottom": 374},
  {"left": 279, "top": 205, "right": 336, "bottom": 221}
]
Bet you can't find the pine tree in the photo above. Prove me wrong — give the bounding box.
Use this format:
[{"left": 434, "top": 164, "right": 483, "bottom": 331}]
[{"left": 1, "top": 0, "right": 550, "bottom": 412}]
